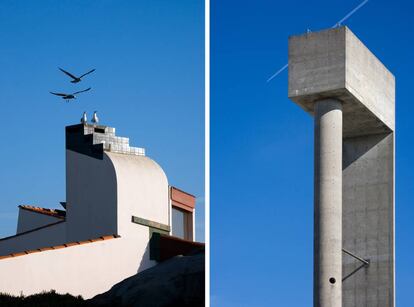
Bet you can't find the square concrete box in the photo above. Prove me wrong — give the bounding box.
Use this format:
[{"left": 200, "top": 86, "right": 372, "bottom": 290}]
[{"left": 288, "top": 26, "right": 395, "bottom": 137}]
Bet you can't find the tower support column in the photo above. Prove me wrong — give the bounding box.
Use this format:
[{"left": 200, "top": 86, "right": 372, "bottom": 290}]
[{"left": 314, "top": 99, "right": 343, "bottom": 307}]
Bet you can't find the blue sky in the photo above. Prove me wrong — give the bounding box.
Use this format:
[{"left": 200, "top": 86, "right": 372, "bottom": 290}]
[
  {"left": 0, "top": 1, "right": 205, "bottom": 241},
  {"left": 211, "top": 0, "right": 413, "bottom": 306}
]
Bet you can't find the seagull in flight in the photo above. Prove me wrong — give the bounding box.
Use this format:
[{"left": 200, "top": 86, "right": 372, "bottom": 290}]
[
  {"left": 50, "top": 87, "right": 91, "bottom": 102},
  {"left": 59, "top": 67, "right": 96, "bottom": 83}
]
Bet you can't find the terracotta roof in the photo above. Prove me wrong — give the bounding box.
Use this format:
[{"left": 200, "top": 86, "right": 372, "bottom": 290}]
[
  {"left": 19, "top": 205, "right": 66, "bottom": 219},
  {"left": 0, "top": 234, "right": 120, "bottom": 260}
]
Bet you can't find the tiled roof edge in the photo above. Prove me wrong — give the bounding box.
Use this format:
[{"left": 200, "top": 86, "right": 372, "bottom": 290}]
[
  {"left": 0, "top": 234, "right": 120, "bottom": 260},
  {"left": 19, "top": 205, "right": 66, "bottom": 219}
]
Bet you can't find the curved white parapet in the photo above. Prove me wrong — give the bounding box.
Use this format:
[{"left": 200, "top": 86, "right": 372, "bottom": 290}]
[{"left": 107, "top": 152, "right": 169, "bottom": 236}]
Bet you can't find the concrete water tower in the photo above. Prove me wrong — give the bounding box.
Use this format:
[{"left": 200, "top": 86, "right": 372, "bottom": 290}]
[{"left": 288, "top": 27, "right": 395, "bottom": 307}]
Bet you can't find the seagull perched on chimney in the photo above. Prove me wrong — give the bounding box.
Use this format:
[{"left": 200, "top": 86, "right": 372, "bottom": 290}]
[
  {"left": 91, "top": 111, "right": 99, "bottom": 125},
  {"left": 58, "top": 67, "right": 96, "bottom": 83},
  {"left": 81, "top": 112, "right": 87, "bottom": 124}
]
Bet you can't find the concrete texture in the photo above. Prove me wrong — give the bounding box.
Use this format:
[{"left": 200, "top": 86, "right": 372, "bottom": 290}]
[
  {"left": 288, "top": 27, "right": 395, "bottom": 307},
  {"left": 342, "top": 133, "right": 394, "bottom": 307},
  {"left": 314, "top": 99, "right": 343, "bottom": 307},
  {"left": 288, "top": 27, "right": 395, "bottom": 137}
]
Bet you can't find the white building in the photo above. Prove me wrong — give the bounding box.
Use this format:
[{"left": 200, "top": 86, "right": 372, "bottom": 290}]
[{"left": 0, "top": 122, "right": 201, "bottom": 299}]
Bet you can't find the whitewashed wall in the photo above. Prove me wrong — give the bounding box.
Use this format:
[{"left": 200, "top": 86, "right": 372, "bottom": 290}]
[
  {"left": 66, "top": 150, "right": 118, "bottom": 242},
  {"left": 0, "top": 222, "right": 66, "bottom": 256},
  {"left": 107, "top": 152, "right": 169, "bottom": 235},
  {"left": 0, "top": 232, "right": 154, "bottom": 299}
]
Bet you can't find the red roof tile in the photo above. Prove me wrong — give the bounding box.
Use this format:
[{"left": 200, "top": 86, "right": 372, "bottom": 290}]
[
  {"left": 0, "top": 235, "right": 120, "bottom": 260},
  {"left": 19, "top": 205, "right": 66, "bottom": 219}
]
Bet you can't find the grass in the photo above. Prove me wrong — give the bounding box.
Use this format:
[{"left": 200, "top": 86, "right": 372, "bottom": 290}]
[{"left": 0, "top": 290, "right": 103, "bottom": 307}]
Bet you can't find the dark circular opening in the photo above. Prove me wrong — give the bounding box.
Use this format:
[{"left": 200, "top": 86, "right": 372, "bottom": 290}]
[{"left": 329, "top": 277, "right": 336, "bottom": 284}]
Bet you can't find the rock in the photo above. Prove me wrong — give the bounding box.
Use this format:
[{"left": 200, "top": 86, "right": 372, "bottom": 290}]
[{"left": 90, "top": 251, "right": 204, "bottom": 307}]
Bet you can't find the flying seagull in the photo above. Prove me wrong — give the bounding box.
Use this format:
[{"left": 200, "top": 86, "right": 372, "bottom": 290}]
[
  {"left": 59, "top": 67, "right": 96, "bottom": 83},
  {"left": 50, "top": 87, "right": 91, "bottom": 102}
]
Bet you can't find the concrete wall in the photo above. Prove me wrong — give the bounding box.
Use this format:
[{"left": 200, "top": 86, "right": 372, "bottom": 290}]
[
  {"left": 66, "top": 150, "right": 118, "bottom": 242},
  {"left": 0, "top": 222, "right": 66, "bottom": 256},
  {"left": 0, "top": 234, "right": 152, "bottom": 299},
  {"left": 342, "top": 133, "right": 394, "bottom": 307},
  {"left": 288, "top": 27, "right": 395, "bottom": 138},
  {"left": 288, "top": 27, "right": 346, "bottom": 102},
  {"left": 17, "top": 209, "right": 61, "bottom": 234},
  {"left": 345, "top": 29, "right": 395, "bottom": 132}
]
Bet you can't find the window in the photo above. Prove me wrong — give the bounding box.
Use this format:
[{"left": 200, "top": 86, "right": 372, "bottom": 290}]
[
  {"left": 172, "top": 207, "right": 192, "bottom": 240},
  {"left": 94, "top": 127, "right": 105, "bottom": 133},
  {"left": 170, "top": 186, "right": 195, "bottom": 241}
]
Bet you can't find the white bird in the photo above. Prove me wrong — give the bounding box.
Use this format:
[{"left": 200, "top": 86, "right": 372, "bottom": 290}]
[
  {"left": 91, "top": 111, "right": 99, "bottom": 125},
  {"left": 81, "top": 112, "right": 87, "bottom": 124}
]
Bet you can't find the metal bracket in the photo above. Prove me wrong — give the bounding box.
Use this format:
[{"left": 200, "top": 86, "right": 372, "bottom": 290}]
[
  {"left": 342, "top": 248, "right": 370, "bottom": 282},
  {"left": 342, "top": 248, "right": 370, "bottom": 266}
]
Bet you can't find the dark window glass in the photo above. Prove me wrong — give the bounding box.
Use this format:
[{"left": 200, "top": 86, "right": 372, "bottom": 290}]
[{"left": 172, "top": 208, "right": 186, "bottom": 239}]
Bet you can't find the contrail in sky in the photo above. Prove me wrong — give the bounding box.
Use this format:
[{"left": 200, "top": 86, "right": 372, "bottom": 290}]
[
  {"left": 333, "top": 0, "right": 369, "bottom": 28},
  {"left": 267, "top": 0, "right": 370, "bottom": 83}
]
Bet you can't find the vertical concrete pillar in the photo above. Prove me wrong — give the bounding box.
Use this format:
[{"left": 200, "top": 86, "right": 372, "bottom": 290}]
[{"left": 314, "top": 99, "right": 342, "bottom": 307}]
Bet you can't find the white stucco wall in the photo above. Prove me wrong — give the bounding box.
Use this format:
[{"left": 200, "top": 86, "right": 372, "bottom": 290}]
[
  {"left": 66, "top": 150, "right": 118, "bottom": 242},
  {"left": 107, "top": 152, "right": 169, "bottom": 236},
  {"left": 0, "top": 233, "right": 153, "bottom": 299},
  {"left": 0, "top": 222, "right": 66, "bottom": 256},
  {"left": 17, "top": 209, "right": 61, "bottom": 234}
]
